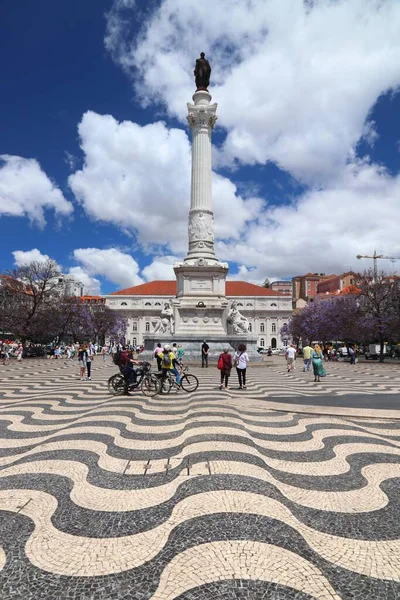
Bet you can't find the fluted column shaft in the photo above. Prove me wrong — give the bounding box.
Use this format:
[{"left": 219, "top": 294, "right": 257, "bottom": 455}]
[{"left": 185, "top": 90, "right": 218, "bottom": 264}]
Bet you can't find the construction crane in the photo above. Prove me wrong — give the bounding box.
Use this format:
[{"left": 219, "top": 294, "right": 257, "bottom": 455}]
[{"left": 356, "top": 251, "right": 400, "bottom": 280}]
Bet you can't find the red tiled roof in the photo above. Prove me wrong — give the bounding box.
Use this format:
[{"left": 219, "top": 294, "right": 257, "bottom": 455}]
[{"left": 110, "top": 280, "right": 282, "bottom": 297}]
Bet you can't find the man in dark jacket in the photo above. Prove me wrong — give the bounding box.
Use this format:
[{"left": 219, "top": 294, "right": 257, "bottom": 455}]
[{"left": 201, "top": 341, "right": 209, "bottom": 367}]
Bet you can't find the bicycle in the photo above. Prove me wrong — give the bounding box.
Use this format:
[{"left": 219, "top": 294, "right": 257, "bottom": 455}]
[
  {"left": 158, "top": 369, "right": 199, "bottom": 394},
  {"left": 108, "top": 361, "right": 160, "bottom": 397}
]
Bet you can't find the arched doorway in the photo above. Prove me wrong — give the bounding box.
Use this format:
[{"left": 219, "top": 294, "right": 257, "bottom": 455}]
[{"left": 271, "top": 337, "right": 277, "bottom": 349}]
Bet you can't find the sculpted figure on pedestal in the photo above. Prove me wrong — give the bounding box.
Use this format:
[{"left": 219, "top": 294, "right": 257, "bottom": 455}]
[
  {"left": 188, "top": 212, "right": 214, "bottom": 241},
  {"left": 227, "top": 300, "right": 249, "bottom": 334},
  {"left": 194, "top": 52, "right": 211, "bottom": 89},
  {"left": 154, "top": 300, "right": 175, "bottom": 334}
]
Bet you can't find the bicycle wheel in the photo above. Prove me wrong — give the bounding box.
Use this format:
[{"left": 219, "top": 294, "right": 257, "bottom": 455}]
[
  {"left": 180, "top": 373, "right": 199, "bottom": 392},
  {"left": 108, "top": 374, "right": 127, "bottom": 395},
  {"left": 141, "top": 374, "right": 161, "bottom": 397}
]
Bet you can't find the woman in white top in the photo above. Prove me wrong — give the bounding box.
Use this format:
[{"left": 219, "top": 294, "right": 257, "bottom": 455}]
[{"left": 234, "top": 343, "right": 249, "bottom": 389}]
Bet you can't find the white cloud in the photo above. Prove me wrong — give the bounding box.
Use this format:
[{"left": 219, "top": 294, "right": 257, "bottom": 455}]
[
  {"left": 67, "top": 266, "right": 101, "bottom": 296},
  {"left": 72, "top": 247, "right": 143, "bottom": 289},
  {"left": 217, "top": 158, "right": 400, "bottom": 280},
  {"left": 0, "top": 155, "right": 73, "bottom": 226},
  {"left": 69, "top": 111, "right": 259, "bottom": 252},
  {"left": 142, "top": 255, "right": 180, "bottom": 281},
  {"left": 12, "top": 248, "right": 52, "bottom": 267},
  {"left": 106, "top": 0, "right": 400, "bottom": 183}
]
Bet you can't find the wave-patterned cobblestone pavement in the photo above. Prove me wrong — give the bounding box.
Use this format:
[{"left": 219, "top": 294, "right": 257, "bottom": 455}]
[{"left": 0, "top": 358, "right": 399, "bottom": 599}]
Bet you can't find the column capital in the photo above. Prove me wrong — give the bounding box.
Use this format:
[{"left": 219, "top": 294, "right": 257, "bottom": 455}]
[
  {"left": 187, "top": 105, "right": 218, "bottom": 130},
  {"left": 187, "top": 90, "right": 217, "bottom": 130}
]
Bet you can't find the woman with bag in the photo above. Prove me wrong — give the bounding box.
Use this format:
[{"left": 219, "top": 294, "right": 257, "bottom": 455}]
[
  {"left": 311, "top": 343, "right": 326, "bottom": 382},
  {"left": 218, "top": 347, "right": 232, "bottom": 390},
  {"left": 234, "top": 344, "right": 249, "bottom": 389}
]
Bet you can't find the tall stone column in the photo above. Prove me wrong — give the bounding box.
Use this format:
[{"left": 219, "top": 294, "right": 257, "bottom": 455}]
[{"left": 185, "top": 90, "right": 218, "bottom": 265}]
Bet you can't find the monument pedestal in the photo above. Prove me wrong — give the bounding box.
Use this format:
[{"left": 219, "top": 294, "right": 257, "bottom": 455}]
[
  {"left": 143, "top": 334, "right": 260, "bottom": 361},
  {"left": 173, "top": 261, "right": 229, "bottom": 336}
]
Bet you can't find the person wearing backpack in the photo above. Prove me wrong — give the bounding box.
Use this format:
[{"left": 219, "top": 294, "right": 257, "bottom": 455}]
[
  {"left": 217, "top": 347, "right": 232, "bottom": 390},
  {"left": 234, "top": 343, "right": 249, "bottom": 389},
  {"left": 160, "top": 344, "right": 180, "bottom": 385}
]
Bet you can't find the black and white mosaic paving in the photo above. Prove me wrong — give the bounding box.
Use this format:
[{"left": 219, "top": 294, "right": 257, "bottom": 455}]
[{"left": 0, "top": 357, "right": 399, "bottom": 599}]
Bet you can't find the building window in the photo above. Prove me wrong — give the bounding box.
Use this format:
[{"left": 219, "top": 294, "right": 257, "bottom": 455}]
[
  {"left": 272, "top": 323, "right": 276, "bottom": 333},
  {"left": 246, "top": 303, "right": 253, "bottom": 306},
  {"left": 145, "top": 322, "right": 150, "bottom": 332},
  {"left": 132, "top": 322, "right": 138, "bottom": 332},
  {"left": 155, "top": 302, "right": 161, "bottom": 306},
  {"left": 132, "top": 338, "right": 137, "bottom": 346},
  {"left": 236, "top": 302, "right": 243, "bottom": 306},
  {"left": 248, "top": 323, "right": 252, "bottom": 332},
  {"left": 145, "top": 302, "right": 151, "bottom": 306},
  {"left": 121, "top": 302, "right": 128, "bottom": 306},
  {"left": 260, "top": 338, "right": 265, "bottom": 347},
  {"left": 260, "top": 323, "right": 265, "bottom": 333},
  {"left": 270, "top": 302, "right": 277, "bottom": 307},
  {"left": 271, "top": 337, "right": 277, "bottom": 349}
]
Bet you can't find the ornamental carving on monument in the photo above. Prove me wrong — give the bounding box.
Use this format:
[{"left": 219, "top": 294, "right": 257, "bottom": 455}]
[
  {"left": 187, "top": 109, "right": 217, "bottom": 130},
  {"left": 188, "top": 212, "right": 214, "bottom": 242}
]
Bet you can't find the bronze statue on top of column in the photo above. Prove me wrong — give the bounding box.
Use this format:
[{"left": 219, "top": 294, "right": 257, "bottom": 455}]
[{"left": 194, "top": 53, "right": 211, "bottom": 90}]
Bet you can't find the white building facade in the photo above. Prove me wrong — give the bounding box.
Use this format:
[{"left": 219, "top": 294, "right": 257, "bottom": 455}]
[{"left": 105, "top": 280, "right": 292, "bottom": 350}]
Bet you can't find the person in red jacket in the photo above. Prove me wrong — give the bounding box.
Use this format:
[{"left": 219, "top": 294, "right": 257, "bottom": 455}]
[{"left": 218, "top": 347, "right": 232, "bottom": 390}]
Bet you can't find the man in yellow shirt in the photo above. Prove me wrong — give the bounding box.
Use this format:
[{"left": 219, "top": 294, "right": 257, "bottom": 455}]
[
  {"left": 160, "top": 344, "right": 181, "bottom": 384},
  {"left": 302, "top": 344, "right": 313, "bottom": 372}
]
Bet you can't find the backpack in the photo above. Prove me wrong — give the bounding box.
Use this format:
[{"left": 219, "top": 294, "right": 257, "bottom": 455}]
[
  {"left": 163, "top": 352, "right": 171, "bottom": 367},
  {"left": 113, "top": 350, "right": 122, "bottom": 366}
]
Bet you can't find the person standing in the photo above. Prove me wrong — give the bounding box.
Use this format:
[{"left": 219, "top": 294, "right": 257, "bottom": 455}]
[
  {"left": 234, "top": 344, "right": 249, "bottom": 389},
  {"left": 78, "top": 344, "right": 88, "bottom": 381},
  {"left": 218, "top": 347, "right": 232, "bottom": 390},
  {"left": 302, "top": 344, "right": 313, "bottom": 372},
  {"left": 86, "top": 344, "right": 94, "bottom": 380},
  {"left": 153, "top": 343, "right": 163, "bottom": 371},
  {"left": 285, "top": 344, "right": 296, "bottom": 372},
  {"left": 201, "top": 341, "right": 209, "bottom": 367},
  {"left": 311, "top": 343, "right": 326, "bottom": 382}
]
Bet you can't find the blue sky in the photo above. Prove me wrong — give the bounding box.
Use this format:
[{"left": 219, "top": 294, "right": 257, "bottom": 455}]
[{"left": 1, "top": 0, "right": 400, "bottom": 294}]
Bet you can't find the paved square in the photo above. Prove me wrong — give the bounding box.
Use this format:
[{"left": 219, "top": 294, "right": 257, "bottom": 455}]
[{"left": 0, "top": 357, "right": 399, "bottom": 599}]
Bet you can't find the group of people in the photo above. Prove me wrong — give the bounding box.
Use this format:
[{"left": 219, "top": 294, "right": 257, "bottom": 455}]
[
  {"left": 153, "top": 343, "right": 184, "bottom": 384},
  {"left": 77, "top": 343, "right": 96, "bottom": 380},
  {"left": 286, "top": 343, "right": 327, "bottom": 382},
  {"left": 0, "top": 341, "right": 22, "bottom": 364},
  {"left": 217, "top": 344, "right": 249, "bottom": 390}
]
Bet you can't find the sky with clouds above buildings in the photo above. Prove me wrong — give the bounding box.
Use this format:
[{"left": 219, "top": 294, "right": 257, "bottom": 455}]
[{"left": 1, "top": 0, "right": 400, "bottom": 294}]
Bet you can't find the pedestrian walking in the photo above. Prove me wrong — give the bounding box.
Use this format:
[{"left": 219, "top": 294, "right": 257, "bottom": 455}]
[
  {"left": 218, "top": 347, "right": 232, "bottom": 390},
  {"left": 302, "top": 344, "right": 313, "bottom": 372},
  {"left": 285, "top": 344, "right": 296, "bottom": 372},
  {"left": 201, "top": 341, "right": 209, "bottom": 368},
  {"left": 86, "top": 344, "right": 94, "bottom": 380},
  {"left": 311, "top": 343, "right": 326, "bottom": 382},
  {"left": 101, "top": 345, "right": 108, "bottom": 363},
  {"left": 2, "top": 343, "right": 10, "bottom": 365},
  {"left": 234, "top": 343, "right": 249, "bottom": 389},
  {"left": 348, "top": 345, "right": 356, "bottom": 365},
  {"left": 78, "top": 344, "right": 88, "bottom": 381},
  {"left": 16, "top": 343, "right": 23, "bottom": 362}
]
